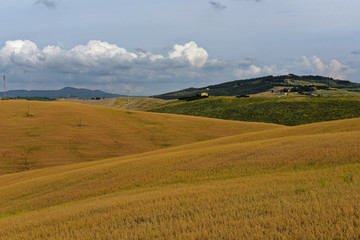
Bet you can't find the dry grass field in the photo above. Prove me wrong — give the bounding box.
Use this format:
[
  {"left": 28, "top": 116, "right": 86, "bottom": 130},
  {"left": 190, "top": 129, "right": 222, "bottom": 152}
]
[
  {"left": 113, "top": 97, "right": 172, "bottom": 110},
  {"left": 64, "top": 97, "right": 171, "bottom": 110},
  {"left": 63, "top": 97, "right": 118, "bottom": 107},
  {"left": 0, "top": 99, "right": 359, "bottom": 239},
  {"left": 0, "top": 100, "right": 280, "bottom": 175}
]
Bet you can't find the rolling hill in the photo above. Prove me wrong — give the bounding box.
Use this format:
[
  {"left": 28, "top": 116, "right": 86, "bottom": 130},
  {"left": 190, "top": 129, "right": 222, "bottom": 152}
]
[
  {"left": 0, "top": 117, "right": 359, "bottom": 239},
  {"left": 1, "top": 87, "right": 122, "bottom": 99},
  {"left": 0, "top": 100, "right": 281, "bottom": 175},
  {"left": 147, "top": 96, "right": 360, "bottom": 126},
  {"left": 154, "top": 74, "right": 360, "bottom": 99},
  {"left": 64, "top": 97, "right": 171, "bottom": 110}
]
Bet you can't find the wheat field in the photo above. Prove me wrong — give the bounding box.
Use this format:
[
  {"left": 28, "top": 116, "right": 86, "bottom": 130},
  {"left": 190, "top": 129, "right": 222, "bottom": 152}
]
[
  {"left": 0, "top": 100, "right": 359, "bottom": 239},
  {"left": 0, "top": 100, "right": 280, "bottom": 175},
  {"left": 64, "top": 96, "right": 170, "bottom": 110}
]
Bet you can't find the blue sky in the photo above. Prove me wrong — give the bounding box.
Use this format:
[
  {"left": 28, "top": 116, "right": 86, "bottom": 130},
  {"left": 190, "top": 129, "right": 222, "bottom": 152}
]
[{"left": 0, "top": 0, "right": 359, "bottom": 95}]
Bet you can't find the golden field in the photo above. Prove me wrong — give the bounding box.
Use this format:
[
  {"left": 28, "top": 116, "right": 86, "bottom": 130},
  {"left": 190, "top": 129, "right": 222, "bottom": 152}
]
[
  {"left": 0, "top": 100, "right": 279, "bottom": 174},
  {"left": 0, "top": 100, "right": 359, "bottom": 239},
  {"left": 64, "top": 97, "right": 171, "bottom": 110}
]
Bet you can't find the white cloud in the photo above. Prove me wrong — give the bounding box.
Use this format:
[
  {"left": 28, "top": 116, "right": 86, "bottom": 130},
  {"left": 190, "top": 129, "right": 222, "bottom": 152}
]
[
  {"left": 328, "top": 59, "right": 355, "bottom": 80},
  {"left": 262, "top": 65, "right": 284, "bottom": 75},
  {"left": 234, "top": 56, "right": 356, "bottom": 80},
  {"left": 300, "top": 56, "right": 355, "bottom": 79},
  {"left": 0, "top": 40, "right": 41, "bottom": 67},
  {"left": 169, "top": 41, "right": 209, "bottom": 68},
  {"left": 234, "top": 64, "right": 286, "bottom": 79},
  {"left": 70, "top": 40, "right": 137, "bottom": 61},
  {"left": 234, "top": 65, "right": 261, "bottom": 78},
  {"left": 0, "top": 40, "right": 216, "bottom": 94},
  {"left": 63, "top": 40, "right": 138, "bottom": 71},
  {"left": 43, "top": 45, "right": 62, "bottom": 56},
  {"left": 0, "top": 40, "right": 211, "bottom": 73},
  {"left": 136, "top": 49, "right": 163, "bottom": 62},
  {"left": 5, "top": 39, "right": 355, "bottom": 95}
]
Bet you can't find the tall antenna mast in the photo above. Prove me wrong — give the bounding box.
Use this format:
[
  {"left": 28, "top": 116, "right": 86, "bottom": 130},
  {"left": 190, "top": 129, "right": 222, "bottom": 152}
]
[{"left": 3, "top": 75, "right": 6, "bottom": 99}]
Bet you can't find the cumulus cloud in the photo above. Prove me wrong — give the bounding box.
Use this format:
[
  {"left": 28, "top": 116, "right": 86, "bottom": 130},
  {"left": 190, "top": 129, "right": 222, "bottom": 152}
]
[
  {"left": 34, "top": 0, "right": 57, "bottom": 8},
  {"left": 234, "top": 65, "right": 260, "bottom": 78},
  {"left": 169, "top": 41, "right": 209, "bottom": 68},
  {"left": 0, "top": 40, "right": 209, "bottom": 72},
  {"left": 0, "top": 40, "right": 215, "bottom": 94},
  {"left": 233, "top": 56, "right": 355, "bottom": 80},
  {"left": 209, "top": 1, "right": 227, "bottom": 10},
  {"left": 234, "top": 63, "right": 287, "bottom": 79},
  {"left": 0, "top": 40, "right": 41, "bottom": 67},
  {"left": 300, "top": 56, "right": 355, "bottom": 79}
]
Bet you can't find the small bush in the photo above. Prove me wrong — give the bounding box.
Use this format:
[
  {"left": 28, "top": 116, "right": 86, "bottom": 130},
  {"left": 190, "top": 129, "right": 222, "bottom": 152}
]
[{"left": 236, "top": 95, "right": 250, "bottom": 98}]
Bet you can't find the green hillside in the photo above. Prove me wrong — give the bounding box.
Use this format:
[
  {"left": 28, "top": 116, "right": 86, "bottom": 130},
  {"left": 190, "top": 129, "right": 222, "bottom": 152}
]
[
  {"left": 154, "top": 74, "right": 360, "bottom": 99},
  {"left": 146, "top": 96, "right": 360, "bottom": 126}
]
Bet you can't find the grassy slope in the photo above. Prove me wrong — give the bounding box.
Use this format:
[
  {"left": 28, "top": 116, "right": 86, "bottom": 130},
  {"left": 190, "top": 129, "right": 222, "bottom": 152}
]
[
  {"left": 0, "top": 100, "right": 281, "bottom": 175},
  {"left": 0, "top": 118, "right": 359, "bottom": 239},
  {"left": 64, "top": 97, "right": 171, "bottom": 110},
  {"left": 113, "top": 97, "right": 171, "bottom": 110},
  {"left": 62, "top": 97, "right": 118, "bottom": 107},
  {"left": 147, "top": 96, "right": 360, "bottom": 126}
]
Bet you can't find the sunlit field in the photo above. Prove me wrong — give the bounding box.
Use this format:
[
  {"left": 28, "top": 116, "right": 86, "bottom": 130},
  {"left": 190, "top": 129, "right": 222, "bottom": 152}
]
[
  {"left": 64, "top": 96, "right": 171, "bottom": 110},
  {"left": 147, "top": 96, "right": 360, "bottom": 126},
  {"left": 0, "top": 100, "right": 359, "bottom": 239},
  {"left": 0, "top": 100, "right": 279, "bottom": 175}
]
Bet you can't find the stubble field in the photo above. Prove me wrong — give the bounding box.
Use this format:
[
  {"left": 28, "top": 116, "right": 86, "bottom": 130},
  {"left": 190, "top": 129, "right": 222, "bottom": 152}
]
[{"left": 0, "top": 100, "right": 359, "bottom": 239}]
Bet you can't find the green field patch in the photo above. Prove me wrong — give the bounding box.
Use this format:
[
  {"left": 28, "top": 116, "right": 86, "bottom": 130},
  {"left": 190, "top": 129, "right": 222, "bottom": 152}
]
[{"left": 147, "top": 96, "right": 360, "bottom": 126}]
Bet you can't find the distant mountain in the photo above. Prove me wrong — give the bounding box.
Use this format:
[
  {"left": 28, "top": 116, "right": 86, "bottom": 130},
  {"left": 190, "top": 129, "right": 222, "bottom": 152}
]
[
  {"left": 154, "top": 74, "right": 360, "bottom": 99},
  {"left": 1, "top": 87, "right": 123, "bottom": 99}
]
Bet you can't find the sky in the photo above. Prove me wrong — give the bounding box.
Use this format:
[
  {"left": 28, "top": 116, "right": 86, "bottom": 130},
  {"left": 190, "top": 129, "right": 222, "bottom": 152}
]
[{"left": 0, "top": 0, "right": 359, "bottom": 95}]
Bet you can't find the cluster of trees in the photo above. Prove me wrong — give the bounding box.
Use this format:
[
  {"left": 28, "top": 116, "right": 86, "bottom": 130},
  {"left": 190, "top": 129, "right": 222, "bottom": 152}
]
[
  {"left": 179, "top": 94, "right": 209, "bottom": 101},
  {"left": 290, "top": 85, "right": 330, "bottom": 94}
]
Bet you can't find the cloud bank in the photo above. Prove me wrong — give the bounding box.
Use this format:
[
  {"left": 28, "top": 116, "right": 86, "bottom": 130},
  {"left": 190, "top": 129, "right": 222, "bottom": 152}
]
[
  {"left": 233, "top": 56, "right": 355, "bottom": 80},
  {"left": 300, "top": 56, "right": 355, "bottom": 80},
  {"left": 234, "top": 64, "right": 287, "bottom": 79},
  {"left": 0, "top": 40, "right": 209, "bottom": 70},
  {"left": 0, "top": 40, "right": 217, "bottom": 94},
  {"left": 234, "top": 58, "right": 287, "bottom": 79},
  {"left": 0, "top": 40, "right": 355, "bottom": 94}
]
